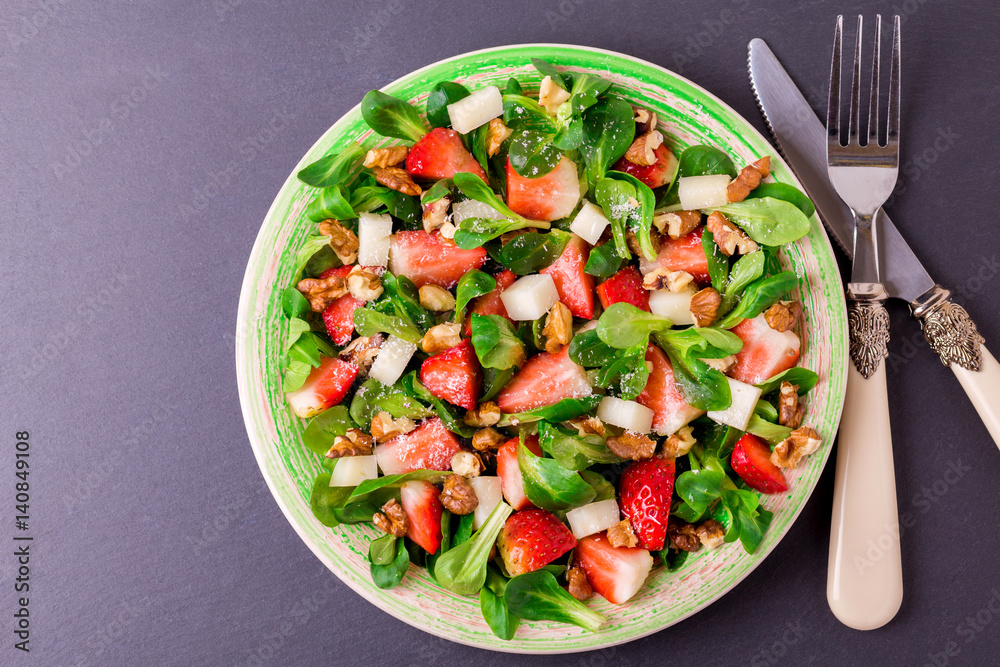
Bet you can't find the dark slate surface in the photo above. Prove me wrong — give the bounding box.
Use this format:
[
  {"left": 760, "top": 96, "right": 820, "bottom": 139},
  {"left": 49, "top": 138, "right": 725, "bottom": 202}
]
[{"left": 2, "top": 0, "right": 998, "bottom": 664}]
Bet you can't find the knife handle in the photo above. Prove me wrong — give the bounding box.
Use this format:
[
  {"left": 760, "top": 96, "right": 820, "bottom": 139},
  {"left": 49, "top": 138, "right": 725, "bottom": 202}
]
[
  {"left": 828, "top": 290, "right": 903, "bottom": 630},
  {"left": 912, "top": 286, "right": 1000, "bottom": 450}
]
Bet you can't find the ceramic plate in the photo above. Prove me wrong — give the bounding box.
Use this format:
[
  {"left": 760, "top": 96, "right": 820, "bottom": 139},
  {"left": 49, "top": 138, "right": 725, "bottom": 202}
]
[{"left": 236, "top": 43, "right": 848, "bottom": 653}]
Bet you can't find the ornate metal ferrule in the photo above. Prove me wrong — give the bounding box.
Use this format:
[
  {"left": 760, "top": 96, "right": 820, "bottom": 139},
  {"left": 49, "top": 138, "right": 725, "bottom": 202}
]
[
  {"left": 847, "top": 283, "right": 890, "bottom": 379},
  {"left": 910, "top": 285, "right": 984, "bottom": 372}
]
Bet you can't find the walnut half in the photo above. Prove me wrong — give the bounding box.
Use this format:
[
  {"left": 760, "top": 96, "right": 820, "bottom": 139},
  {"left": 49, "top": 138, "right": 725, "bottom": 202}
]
[
  {"left": 339, "top": 334, "right": 384, "bottom": 374},
  {"left": 325, "top": 428, "right": 374, "bottom": 459},
  {"left": 296, "top": 274, "right": 348, "bottom": 312},
  {"left": 661, "top": 426, "right": 696, "bottom": 459},
  {"left": 668, "top": 520, "right": 701, "bottom": 553},
  {"left": 542, "top": 302, "right": 573, "bottom": 353},
  {"left": 421, "top": 322, "right": 462, "bottom": 355},
  {"left": 374, "top": 166, "right": 422, "bottom": 197},
  {"left": 363, "top": 146, "right": 408, "bottom": 169},
  {"left": 706, "top": 211, "right": 758, "bottom": 256},
  {"left": 347, "top": 266, "right": 384, "bottom": 302},
  {"left": 439, "top": 474, "right": 478, "bottom": 515},
  {"left": 373, "top": 498, "right": 409, "bottom": 537},
  {"left": 653, "top": 210, "right": 701, "bottom": 239},
  {"left": 421, "top": 195, "right": 451, "bottom": 234},
  {"left": 689, "top": 287, "right": 721, "bottom": 327},
  {"left": 567, "top": 566, "right": 593, "bottom": 601},
  {"left": 464, "top": 402, "right": 501, "bottom": 428},
  {"left": 696, "top": 519, "right": 726, "bottom": 549},
  {"left": 370, "top": 411, "right": 416, "bottom": 443},
  {"left": 778, "top": 381, "right": 806, "bottom": 429},
  {"left": 771, "top": 426, "right": 822, "bottom": 469},
  {"left": 606, "top": 432, "right": 657, "bottom": 460},
  {"left": 318, "top": 220, "right": 359, "bottom": 265},
  {"left": 486, "top": 118, "right": 512, "bottom": 157},
  {"left": 624, "top": 130, "right": 664, "bottom": 166},
  {"left": 764, "top": 301, "right": 802, "bottom": 333},
  {"left": 727, "top": 156, "right": 771, "bottom": 203},
  {"left": 607, "top": 519, "right": 639, "bottom": 548}
]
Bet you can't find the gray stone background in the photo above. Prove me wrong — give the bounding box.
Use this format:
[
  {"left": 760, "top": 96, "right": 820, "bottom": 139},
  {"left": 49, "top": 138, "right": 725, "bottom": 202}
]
[{"left": 2, "top": 0, "right": 998, "bottom": 664}]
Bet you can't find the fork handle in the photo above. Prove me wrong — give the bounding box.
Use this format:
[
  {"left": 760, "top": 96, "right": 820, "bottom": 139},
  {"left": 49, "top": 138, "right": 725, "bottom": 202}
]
[{"left": 827, "top": 290, "right": 903, "bottom": 630}]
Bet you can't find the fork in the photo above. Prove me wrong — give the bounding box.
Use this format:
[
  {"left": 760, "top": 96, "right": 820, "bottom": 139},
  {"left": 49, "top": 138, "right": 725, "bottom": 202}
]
[{"left": 825, "top": 15, "right": 904, "bottom": 630}]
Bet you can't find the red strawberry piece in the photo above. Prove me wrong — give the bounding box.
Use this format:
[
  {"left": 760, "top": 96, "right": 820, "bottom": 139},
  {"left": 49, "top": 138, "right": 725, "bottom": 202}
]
[
  {"left": 612, "top": 144, "right": 678, "bottom": 189},
  {"left": 506, "top": 156, "right": 581, "bottom": 222},
  {"left": 496, "top": 436, "right": 543, "bottom": 511},
  {"left": 540, "top": 234, "right": 594, "bottom": 318},
  {"left": 389, "top": 230, "right": 487, "bottom": 288},
  {"left": 419, "top": 340, "right": 482, "bottom": 411},
  {"left": 729, "top": 314, "right": 801, "bottom": 385},
  {"left": 731, "top": 433, "right": 788, "bottom": 494},
  {"left": 574, "top": 532, "right": 654, "bottom": 605},
  {"left": 496, "top": 346, "right": 592, "bottom": 414},
  {"left": 316, "top": 266, "right": 364, "bottom": 345},
  {"left": 657, "top": 226, "right": 710, "bottom": 284},
  {"left": 374, "top": 417, "right": 462, "bottom": 475},
  {"left": 636, "top": 344, "right": 705, "bottom": 436},
  {"left": 400, "top": 480, "right": 444, "bottom": 554},
  {"left": 285, "top": 356, "right": 359, "bottom": 418},
  {"left": 464, "top": 269, "right": 516, "bottom": 337},
  {"left": 596, "top": 266, "right": 649, "bottom": 311},
  {"left": 498, "top": 508, "right": 577, "bottom": 576},
  {"left": 618, "top": 457, "right": 676, "bottom": 551},
  {"left": 405, "top": 127, "right": 486, "bottom": 182}
]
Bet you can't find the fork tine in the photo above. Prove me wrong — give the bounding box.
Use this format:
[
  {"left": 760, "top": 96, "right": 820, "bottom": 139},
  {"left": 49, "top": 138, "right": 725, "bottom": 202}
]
[
  {"left": 887, "top": 15, "right": 901, "bottom": 148},
  {"left": 827, "top": 15, "right": 843, "bottom": 146},
  {"left": 868, "top": 15, "right": 882, "bottom": 146},
  {"left": 848, "top": 15, "right": 863, "bottom": 144}
]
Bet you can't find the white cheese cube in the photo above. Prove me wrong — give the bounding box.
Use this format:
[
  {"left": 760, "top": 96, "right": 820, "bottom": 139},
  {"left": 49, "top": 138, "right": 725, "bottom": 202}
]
[
  {"left": 707, "top": 377, "right": 762, "bottom": 430},
  {"left": 565, "top": 499, "right": 621, "bottom": 540},
  {"left": 470, "top": 476, "right": 503, "bottom": 529},
  {"left": 330, "top": 455, "right": 378, "bottom": 487},
  {"left": 368, "top": 335, "right": 417, "bottom": 387},
  {"left": 500, "top": 274, "right": 559, "bottom": 321},
  {"left": 678, "top": 174, "right": 731, "bottom": 210},
  {"left": 450, "top": 199, "right": 505, "bottom": 224},
  {"left": 569, "top": 201, "right": 610, "bottom": 245},
  {"left": 648, "top": 288, "right": 696, "bottom": 325},
  {"left": 597, "top": 396, "right": 654, "bottom": 434},
  {"left": 358, "top": 212, "right": 393, "bottom": 267},
  {"left": 447, "top": 86, "right": 503, "bottom": 134}
]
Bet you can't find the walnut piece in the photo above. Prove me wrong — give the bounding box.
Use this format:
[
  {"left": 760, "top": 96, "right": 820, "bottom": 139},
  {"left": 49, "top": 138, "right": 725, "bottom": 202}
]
[
  {"left": 347, "top": 266, "right": 384, "bottom": 302},
  {"left": 567, "top": 566, "right": 593, "bottom": 601},
  {"left": 370, "top": 411, "right": 416, "bottom": 443},
  {"left": 633, "top": 107, "right": 658, "bottom": 135},
  {"left": 606, "top": 432, "right": 657, "bottom": 460},
  {"left": 421, "top": 195, "right": 451, "bottom": 234},
  {"left": 296, "top": 275, "right": 348, "bottom": 312},
  {"left": 486, "top": 118, "right": 512, "bottom": 157},
  {"left": 439, "top": 474, "right": 479, "bottom": 515},
  {"left": 538, "top": 75, "right": 570, "bottom": 114},
  {"left": 437, "top": 222, "right": 457, "bottom": 245},
  {"left": 706, "top": 211, "right": 758, "bottom": 256},
  {"left": 626, "top": 227, "right": 662, "bottom": 257},
  {"left": 418, "top": 285, "right": 456, "bottom": 312},
  {"left": 374, "top": 166, "right": 422, "bottom": 196},
  {"left": 696, "top": 519, "right": 726, "bottom": 549},
  {"left": 701, "top": 355, "right": 736, "bottom": 373},
  {"left": 727, "top": 156, "right": 771, "bottom": 203},
  {"left": 653, "top": 210, "right": 701, "bottom": 239},
  {"left": 464, "top": 402, "right": 501, "bottom": 428},
  {"left": 318, "top": 220, "right": 360, "bottom": 265},
  {"left": 778, "top": 381, "right": 806, "bottom": 429},
  {"left": 363, "top": 146, "right": 408, "bottom": 169},
  {"left": 764, "top": 301, "right": 802, "bottom": 333},
  {"left": 643, "top": 268, "right": 694, "bottom": 293},
  {"left": 624, "top": 130, "right": 664, "bottom": 166},
  {"left": 471, "top": 427, "right": 506, "bottom": 451},
  {"left": 607, "top": 519, "right": 639, "bottom": 548},
  {"left": 373, "top": 498, "right": 409, "bottom": 537},
  {"left": 567, "top": 416, "right": 606, "bottom": 437},
  {"left": 689, "top": 287, "right": 721, "bottom": 327},
  {"left": 450, "top": 451, "right": 482, "bottom": 477},
  {"left": 771, "top": 426, "right": 822, "bottom": 469},
  {"left": 668, "top": 521, "right": 701, "bottom": 552},
  {"left": 661, "top": 425, "right": 696, "bottom": 458},
  {"left": 542, "top": 302, "right": 573, "bottom": 353},
  {"left": 421, "top": 322, "right": 462, "bottom": 355},
  {"left": 339, "top": 334, "right": 384, "bottom": 374},
  {"left": 325, "top": 428, "right": 374, "bottom": 459}
]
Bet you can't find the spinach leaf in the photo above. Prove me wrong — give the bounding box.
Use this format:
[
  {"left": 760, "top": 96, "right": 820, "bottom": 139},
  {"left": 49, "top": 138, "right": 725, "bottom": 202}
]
[
  {"left": 306, "top": 185, "right": 355, "bottom": 221},
  {"left": 480, "top": 567, "right": 520, "bottom": 640},
  {"left": 284, "top": 317, "right": 312, "bottom": 353},
  {"left": 580, "top": 470, "right": 616, "bottom": 501},
  {"left": 689, "top": 328, "right": 744, "bottom": 356},
  {"left": 655, "top": 335, "right": 732, "bottom": 411},
  {"left": 659, "top": 547, "right": 691, "bottom": 572},
  {"left": 720, "top": 251, "right": 765, "bottom": 314},
  {"left": 754, "top": 398, "right": 779, "bottom": 422},
  {"left": 568, "top": 329, "right": 617, "bottom": 367},
  {"left": 452, "top": 512, "right": 476, "bottom": 547},
  {"left": 499, "top": 395, "right": 602, "bottom": 425},
  {"left": 677, "top": 145, "right": 738, "bottom": 178},
  {"left": 746, "top": 414, "right": 792, "bottom": 445},
  {"left": 502, "top": 94, "right": 558, "bottom": 134},
  {"left": 721, "top": 488, "right": 773, "bottom": 554},
  {"left": 603, "top": 171, "right": 658, "bottom": 261},
  {"left": 381, "top": 273, "right": 435, "bottom": 330},
  {"left": 282, "top": 360, "right": 312, "bottom": 393},
  {"left": 294, "top": 235, "right": 335, "bottom": 278},
  {"left": 382, "top": 190, "right": 422, "bottom": 228},
  {"left": 497, "top": 230, "right": 570, "bottom": 275},
  {"left": 675, "top": 469, "right": 726, "bottom": 518},
  {"left": 370, "top": 536, "right": 409, "bottom": 589},
  {"left": 584, "top": 242, "right": 625, "bottom": 278},
  {"left": 505, "top": 77, "right": 523, "bottom": 96},
  {"left": 421, "top": 178, "right": 453, "bottom": 205},
  {"left": 426, "top": 509, "right": 453, "bottom": 580},
  {"left": 508, "top": 129, "right": 562, "bottom": 178},
  {"left": 715, "top": 271, "right": 798, "bottom": 329},
  {"left": 281, "top": 287, "right": 310, "bottom": 319},
  {"left": 596, "top": 302, "right": 674, "bottom": 349},
  {"left": 352, "top": 307, "right": 423, "bottom": 344},
  {"left": 425, "top": 81, "right": 470, "bottom": 129},
  {"left": 747, "top": 182, "right": 815, "bottom": 217},
  {"left": 348, "top": 470, "right": 449, "bottom": 507},
  {"left": 470, "top": 314, "right": 526, "bottom": 370},
  {"left": 712, "top": 197, "right": 811, "bottom": 246},
  {"left": 297, "top": 143, "right": 366, "bottom": 188},
  {"left": 580, "top": 96, "right": 635, "bottom": 190},
  {"left": 538, "top": 421, "right": 624, "bottom": 470},
  {"left": 593, "top": 177, "right": 634, "bottom": 259},
  {"left": 530, "top": 57, "right": 569, "bottom": 90},
  {"left": 755, "top": 367, "right": 819, "bottom": 395},
  {"left": 471, "top": 122, "right": 492, "bottom": 176},
  {"left": 552, "top": 118, "right": 584, "bottom": 150},
  {"left": 361, "top": 90, "right": 427, "bottom": 142},
  {"left": 454, "top": 270, "right": 495, "bottom": 324},
  {"left": 518, "top": 440, "right": 596, "bottom": 510},
  {"left": 482, "top": 366, "right": 516, "bottom": 403},
  {"left": 434, "top": 501, "right": 513, "bottom": 595},
  {"left": 309, "top": 472, "right": 355, "bottom": 527},
  {"left": 702, "top": 229, "right": 729, "bottom": 292},
  {"left": 567, "top": 74, "right": 612, "bottom": 116},
  {"left": 369, "top": 534, "right": 397, "bottom": 566},
  {"left": 504, "top": 570, "right": 606, "bottom": 632},
  {"left": 302, "top": 406, "right": 356, "bottom": 456},
  {"left": 349, "top": 378, "right": 386, "bottom": 426}
]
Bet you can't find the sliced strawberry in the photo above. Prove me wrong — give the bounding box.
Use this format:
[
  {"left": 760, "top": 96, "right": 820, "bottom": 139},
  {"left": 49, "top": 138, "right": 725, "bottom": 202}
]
[
  {"left": 389, "top": 230, "right": 487, "bottom": 288},
  {"left": 657, "top": 227, "right": 710, "bottom": 284},
  {"left": 498, "top": 508, "right": 577, "bottom": 576},
  {"left": 731, "top": 433, "right": 788, "bottom": 494},
  {"left": 419, "top": 340, "right": 482, "bottom": 411},
  {"left": 506, "top": 156, "right": 581, "bottom": 222},
  {"left": 405, "top": 127, "right": 486, "bottom": 182},
  {"left": 285, "top": 356, "right": 359, "bottom": 418},
  {"left": 497, "top": 436, "right": 543, "bottom": 511},
  {"left": 400, "top": 480, "right": 444, "bottom": 554},
  {"left": 618, "top": 457, "right": 675, "bottom": 550},
  {"left": 496, "top": 347, "right": 592, "bottom": 414},
  {"left": 636, "top": 344, "right": 705, "bottom": 436},
  {"left": 596, "top": 266, "right": 649, "bottom": 311},
  {"left": 374, "top": 417, "right": 462, "bottom": 475},
  {"left": 729, "top": 314, "right": 801, "bottom": 385},
  {"left": 540, "top": 234, "right": 594, "bottom": 318},
  {"left": 574, "top": 533, "right": 654, "bottom": 605},
  {"left": 612, "top": 144, "right": 678, "bottom": 189},
  {"left": 464, "top": 269, "right": 516, "bottom": 337}
]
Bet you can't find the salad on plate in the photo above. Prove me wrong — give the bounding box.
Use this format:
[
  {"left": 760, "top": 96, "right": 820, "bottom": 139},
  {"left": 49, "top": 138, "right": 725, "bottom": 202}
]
[{"left": 278, "top": 58, "right": 823, "bottom": 638}]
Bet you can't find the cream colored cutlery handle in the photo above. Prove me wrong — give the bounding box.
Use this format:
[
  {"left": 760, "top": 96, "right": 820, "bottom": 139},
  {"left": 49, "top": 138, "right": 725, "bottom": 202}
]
[
  {"left": 827, "top": 363, "right": 903, "bottom": 630},
  {"left": 951, "top": 345, "right": 1000, "bottom": 451}
]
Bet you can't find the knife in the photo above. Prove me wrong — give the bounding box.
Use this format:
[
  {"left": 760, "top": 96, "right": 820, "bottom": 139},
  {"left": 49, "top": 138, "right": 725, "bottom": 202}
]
[{"left": 748, "top": 38, "right": 1000, "bottom": 450}]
